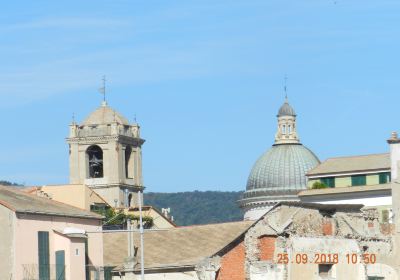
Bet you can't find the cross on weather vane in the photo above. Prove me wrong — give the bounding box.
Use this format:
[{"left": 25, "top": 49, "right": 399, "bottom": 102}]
[{"left": 99, "top": 75, "right": 106, "bottom": 103}]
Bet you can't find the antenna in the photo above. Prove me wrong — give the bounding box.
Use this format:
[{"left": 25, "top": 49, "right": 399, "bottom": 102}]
[{"left": 72, "top": 112, "right": 75, "bottom": 124}]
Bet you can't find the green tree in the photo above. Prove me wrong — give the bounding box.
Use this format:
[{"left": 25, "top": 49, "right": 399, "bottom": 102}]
[{"left": 311, "top": 181, "right": 328, "bottom": 189}]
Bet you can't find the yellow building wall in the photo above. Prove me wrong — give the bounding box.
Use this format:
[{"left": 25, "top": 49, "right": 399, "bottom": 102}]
[
  {"left": 334, "top": 177, "right": 352, "bottom": 188},
  {"left": 366, "top": 174, "right": 379, "bottom": 185},
  {"left": 41, "top": 184, "right": 107, "bottom": 211},
  {"left": 307, "top": 179, "right": 318, "bottom": 188}
]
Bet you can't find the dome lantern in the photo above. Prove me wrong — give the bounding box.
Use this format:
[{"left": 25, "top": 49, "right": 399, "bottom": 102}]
[{"left": 274, "top": 98, "right": 300, "bottom": 145}]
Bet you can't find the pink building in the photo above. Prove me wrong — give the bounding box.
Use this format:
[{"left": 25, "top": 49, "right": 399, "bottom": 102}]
[{"left": 0, "top": 186, "right": 104, "bottom": 280}]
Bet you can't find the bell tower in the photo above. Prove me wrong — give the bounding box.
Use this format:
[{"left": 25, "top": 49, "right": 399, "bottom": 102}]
[{"left": 67, "top": 101, "right": 145, "bottom": 207}]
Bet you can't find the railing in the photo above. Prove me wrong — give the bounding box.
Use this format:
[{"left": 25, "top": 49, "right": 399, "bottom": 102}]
[
  {"left": 102, "top": 224, "right": 125, "bottom": 230},
  {"left": 76, "top": 125, "right": 138, "bottom": 138},
  {"left": 22, "top": 265, "right": 113, "bottom": 280},
  {"left": 22, "top": 264, "right": 65, "bottom": 280}
]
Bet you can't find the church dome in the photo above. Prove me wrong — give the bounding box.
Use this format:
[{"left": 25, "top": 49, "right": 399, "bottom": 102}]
[
  {"left": 277, "top": 99, "right": 296, "bottom": 117},
  {"left": 245, "top": 144, "right": 320, "bottom": 194},
  {"left": 82, "top": 103, "right": 130, "bottom": 126},
  {"left": 239, "top": 97, "right": 320, "bottom": 220}
]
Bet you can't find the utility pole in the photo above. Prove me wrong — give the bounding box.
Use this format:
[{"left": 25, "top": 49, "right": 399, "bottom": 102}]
[{"left": 138, "top": 190, "right": 145, "bottom": 280}]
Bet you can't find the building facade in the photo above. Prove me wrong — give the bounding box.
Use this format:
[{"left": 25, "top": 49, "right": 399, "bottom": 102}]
[
  {"left": 26, "top": 184, "right": 110, "bottom": 212},
  {"left": 67, "top": 101, "right": 145, "bottom": 208},
  {"left": 197, "top": 202, "right": 397, "bottom": 280},
  {"left": 306, "top": 153, "right": 391, "bottom": 189},
  {"left": 0, "top": 186, "right": 104, "bottom": 280},
  {"left": 299, "top": 132, "right": 400, "bottom": 222}
]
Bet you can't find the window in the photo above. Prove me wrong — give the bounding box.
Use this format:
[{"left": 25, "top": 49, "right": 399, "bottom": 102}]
[
  {"left": 379, "top": 172, "right": 391, "bottom": 184},
  {"left": 351, "top": 175, "right": 366, "bottom": 186},
  {"left": 90, "top": 204, "right": 108, "bottom": 212},
  {"left": 368, "top": 277, "right": 385, "bottom": 280},
  {"left": 38, "top": 231, "right": 50, "bottom": 280},
  {"left": 319, "top": 264, "right": 334, "bottom": 279},
  {"left": 321, "top": 177, "right": 335, "bottom": 188},
  {"left": 382, "top": 210, "right": 389, "bottom": 223},
  {"left": 282, "top": 125, "right": 286, "bottom": 134},
  {"left": 87, "top": 145, "right": 103, "bottom": 178},
  {"left": 75, "top": 248, "right": 79, "bottom": 256}
]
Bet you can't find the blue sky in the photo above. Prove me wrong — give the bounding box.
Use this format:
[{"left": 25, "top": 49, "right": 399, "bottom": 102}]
[{"left": 0, "top": 1, "right": 399, "bottom": 192}]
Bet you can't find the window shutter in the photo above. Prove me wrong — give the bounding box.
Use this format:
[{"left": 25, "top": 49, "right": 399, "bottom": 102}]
[
  {"left": 38, "top": 231, "right": 50, "bottom": 280},
  {"left": 351, "top": 175, "right": 366, "bottom": 186}
]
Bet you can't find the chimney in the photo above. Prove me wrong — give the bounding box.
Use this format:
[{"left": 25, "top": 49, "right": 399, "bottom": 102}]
[{"left": 387, "top": 131, "right": 400, "bottom": 182}]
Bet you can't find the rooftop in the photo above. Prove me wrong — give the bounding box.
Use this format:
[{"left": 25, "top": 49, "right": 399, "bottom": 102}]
[
  {"left": 0, "top": 186, "right": 103, "bottom": 220},
  {"left": 277, "top": 98, "right": 296, "bottom": 117},
  {"left": 82, "top": 103, "right": 130, "bottom": 126},
  {"left": 307, "top": 153, "right": 390, "bottom": 176},
  {"left": 103, "top": 221, "right": 254, "bottom": 270}
]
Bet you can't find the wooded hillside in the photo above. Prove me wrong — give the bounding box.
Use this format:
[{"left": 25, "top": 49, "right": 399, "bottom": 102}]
[{"left": 144, "top": 191, "right": 244, "bottom": 226}]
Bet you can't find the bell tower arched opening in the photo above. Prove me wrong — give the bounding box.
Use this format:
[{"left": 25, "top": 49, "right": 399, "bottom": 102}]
[
  {"left": 87, "top": 145, "right": 104, "bottom": 178},
  {"left": 125, "top": 145, "right": 134, "bottom": 179}
]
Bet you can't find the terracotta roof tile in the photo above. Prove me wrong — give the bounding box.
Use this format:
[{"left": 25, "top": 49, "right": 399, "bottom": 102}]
[
  {"left": 103, "top": 221, "right": 254, "bottom": 270},
  {"left": 307, "top": 153, "right": 390, "bottom": 176},
  {"left": 0, "top": 186, "right": 102, "bottom": 219}
]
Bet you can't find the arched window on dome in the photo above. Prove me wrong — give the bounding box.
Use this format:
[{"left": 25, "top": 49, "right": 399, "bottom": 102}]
[
  {"left": 288, "top": 125, "right": 292, "bottom": 134},
  {"left": 87, "top": 145, "right": 103, "bottom": 178},
  {"left": 282, "top": 125, "right": 286, "bottom": 134},
  {"left": 125, "top": 145, "right": 134, "bottom": 179}
]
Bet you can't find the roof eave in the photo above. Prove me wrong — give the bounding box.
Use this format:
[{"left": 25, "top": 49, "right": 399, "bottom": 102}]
[{"left": 15, "top": 210, "right": 103, "bottom": 220}]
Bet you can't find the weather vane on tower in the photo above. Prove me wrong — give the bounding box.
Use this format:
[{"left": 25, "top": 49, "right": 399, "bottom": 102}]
[
  {"left": 284, "top": 75, "right": 288, "bottom": 99},
  {"left": 99, "top": 75, "right": 107, "bottom": 105}
]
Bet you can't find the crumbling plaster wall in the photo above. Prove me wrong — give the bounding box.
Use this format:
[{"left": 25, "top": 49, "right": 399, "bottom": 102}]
[
  {"left": 243, "top": 205, "right": 395, "bottom": 280},
  {"left": 196, "top": 257, "right": 220, "bottom": 280},
  {"left": 387, "top": 182, "right": 400, "bottom": 276},
  {"left": 289, "top": 237, "right": 365, "bottom": 280}
]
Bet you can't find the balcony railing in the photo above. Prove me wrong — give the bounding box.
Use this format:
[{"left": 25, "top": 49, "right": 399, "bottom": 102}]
[
  {"left": 22, "top": 264, "right": 65, "bottom": 280},
  {"left": 22, "top": 264, "right": 113, "bottom": 280}
]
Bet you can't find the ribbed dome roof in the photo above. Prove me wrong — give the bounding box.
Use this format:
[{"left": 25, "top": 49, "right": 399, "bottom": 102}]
[
  {"left": 82, "top": 103, "right": 129, "bottom": 126},
  {"left": 246, "top": 144, "right": 319, "bottom": 194},
  {"left": 278, "top": 100, "right": 296, "bottom": 117}
]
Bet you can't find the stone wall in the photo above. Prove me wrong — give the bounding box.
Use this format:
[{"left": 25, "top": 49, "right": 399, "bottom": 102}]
[{"left": 212, "top": 203, "right": 397, "bottom": 280}]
